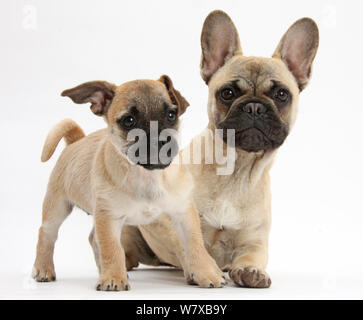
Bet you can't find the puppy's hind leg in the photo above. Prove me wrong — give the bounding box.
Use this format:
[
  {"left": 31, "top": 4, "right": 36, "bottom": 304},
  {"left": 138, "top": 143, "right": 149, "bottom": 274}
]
[
  {"left": 122, "top": 225, "right": 167, "bottom": 271},
  {"left": 32, "top": 191, "right": 72, "bottom": 282},
  {"left": 90, "top": 225, "right": 166, "bottom": 273}
]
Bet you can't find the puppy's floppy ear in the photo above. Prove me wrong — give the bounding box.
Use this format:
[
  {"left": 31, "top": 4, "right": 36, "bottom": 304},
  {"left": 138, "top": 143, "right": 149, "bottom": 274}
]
[
  {"left": 158, "top": 75, "right": 190, "bottom": 115},
  {"left": 200, "top": 10, "right": 242, "bottom": 83},
  {"left": 273, "top": 18, "right": 319, "bottom": 91},
  {"left": 61, "top": 81, "right": 116, "bottom": 116}
]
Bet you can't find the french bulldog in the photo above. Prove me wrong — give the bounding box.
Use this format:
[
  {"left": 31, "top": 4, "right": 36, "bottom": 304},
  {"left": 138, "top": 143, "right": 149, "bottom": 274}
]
[{"left": 118, "top": 10, "right": 319, "bottom": 289}]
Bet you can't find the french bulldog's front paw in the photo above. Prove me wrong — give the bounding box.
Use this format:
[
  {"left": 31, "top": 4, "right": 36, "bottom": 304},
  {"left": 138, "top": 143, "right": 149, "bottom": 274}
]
[
  {"left": 229, "top": 266, "right": 271, "bottom": 288},
  {"left": 96, "top": 274, "right": 130, "bottom": 291},
  {"left": 32, "top": 265, "right": 56, "bottom": 282}
]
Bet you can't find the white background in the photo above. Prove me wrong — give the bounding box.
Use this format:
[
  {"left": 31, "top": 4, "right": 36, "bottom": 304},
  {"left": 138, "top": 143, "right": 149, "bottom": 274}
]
[{"left": 0, "top": 0, "right": 362, "bottom": 300}]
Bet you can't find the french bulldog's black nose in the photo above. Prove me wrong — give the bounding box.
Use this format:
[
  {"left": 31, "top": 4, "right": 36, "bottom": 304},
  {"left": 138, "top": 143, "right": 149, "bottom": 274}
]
[{"left": 242, "top": 102, "right": 266, "bottom": 117}]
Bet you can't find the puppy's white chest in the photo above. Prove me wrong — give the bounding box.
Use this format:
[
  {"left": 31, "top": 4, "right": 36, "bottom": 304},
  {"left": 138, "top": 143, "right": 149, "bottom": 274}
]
[
  {"left": 109, "top": 165, "right": 191, "bottom": 225},
  {"left": 132, "top": 170, "right": 165, "bottom": 201},
  {"left": 126, "top": 203, "right": 164, "bottom": 225}
]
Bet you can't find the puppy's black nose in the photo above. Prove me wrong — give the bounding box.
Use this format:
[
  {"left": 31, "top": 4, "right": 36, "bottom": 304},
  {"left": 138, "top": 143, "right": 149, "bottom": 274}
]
[{"left": 242, "top": 102, "right": 266, "bottom": 116}]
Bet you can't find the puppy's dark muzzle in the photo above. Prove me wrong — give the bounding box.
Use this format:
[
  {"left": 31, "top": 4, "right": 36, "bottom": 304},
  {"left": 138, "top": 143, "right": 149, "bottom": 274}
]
[
  {"left": 129, "top": 135, "right": 179, "bottom": 170},
  {"left": 139, "top": 163, "right": 171, "bottom": 170}
]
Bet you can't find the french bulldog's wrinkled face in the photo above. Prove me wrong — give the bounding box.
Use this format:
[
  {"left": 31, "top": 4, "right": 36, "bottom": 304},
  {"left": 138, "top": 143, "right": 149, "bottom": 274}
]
[
  {"left": 201, "top": 11, "right": 319, "bottom": 152},
  {"left": 61, "top": 75, "right": 189, "bottom": 170},
  {"left": 210, "top": 57, "right": 298, "bottom": 152}
]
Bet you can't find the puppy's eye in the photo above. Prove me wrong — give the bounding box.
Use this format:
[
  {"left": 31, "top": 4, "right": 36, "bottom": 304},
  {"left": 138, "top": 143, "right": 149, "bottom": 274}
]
[
  {"left": 167, "top": 111, "right": 177, "bottom": 123},
  {"left": 220, "top": 87, "right": 235, "bottom": 101},
  {"left": 121, "top": 115, "right": 136, "bottom": 129},
  {"left": 274, "top": 88, "right": 289, "bottom": 103}
]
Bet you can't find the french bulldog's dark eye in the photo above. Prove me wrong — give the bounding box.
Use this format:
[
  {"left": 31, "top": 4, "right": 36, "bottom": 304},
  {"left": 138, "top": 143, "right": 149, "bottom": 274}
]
[
  {"left": 121, "top": 115, "right": 136, "bottom": 129},
  {"left": 167, "top": 111, "right": 177, "bottom": 123},
  {"left": 220, "top": 87, "right": 235, "bottom": 101},
  {"left": 274, "top": 88, "right": 289, "bottom": 103}
]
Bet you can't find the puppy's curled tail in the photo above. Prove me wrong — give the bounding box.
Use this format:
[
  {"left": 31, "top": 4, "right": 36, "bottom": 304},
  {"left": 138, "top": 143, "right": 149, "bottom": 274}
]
[{"left": 41, "top": 119, "right": 85, "bottom": 162}]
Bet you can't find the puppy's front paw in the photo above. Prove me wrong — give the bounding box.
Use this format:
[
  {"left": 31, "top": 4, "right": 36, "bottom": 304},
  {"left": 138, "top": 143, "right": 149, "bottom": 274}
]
[
  {"left": 96, "top": 274, "right": 130, "bottom": 291},
  {"left": 188, "top": 270, "right": 226, "bottom": 288},
  {"left": 188, "top": 261, "right": 226, "bottom": 288},
  {"left": 32, "top": 265, "right": 56, "bottom": 282},
  {"left": 229, "top": 266, "right": 271, "bottom": 288}
]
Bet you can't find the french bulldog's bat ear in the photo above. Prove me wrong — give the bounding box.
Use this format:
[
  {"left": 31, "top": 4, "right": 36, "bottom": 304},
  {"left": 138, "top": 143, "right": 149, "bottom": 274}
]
[
  {"left": 158, "top": 75, "right": 190, "bottom": 115},
  {"left": 273, "top": 18, "right": 319, "bottom": 91},
  {"left": 61, "top": 81, "right": 116, "bottom": 116},
  {"left": 200, "top": 10, "right": 242, "bottom": 84}
]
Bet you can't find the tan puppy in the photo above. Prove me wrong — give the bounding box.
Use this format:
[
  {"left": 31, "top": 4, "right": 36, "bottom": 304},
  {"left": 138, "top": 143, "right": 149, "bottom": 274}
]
[
  {"left": 32, "top": 75, "right": 225, "bottom": 291},
  {"left": 120, "top": 11, "right": 319, "bottom": 288}
]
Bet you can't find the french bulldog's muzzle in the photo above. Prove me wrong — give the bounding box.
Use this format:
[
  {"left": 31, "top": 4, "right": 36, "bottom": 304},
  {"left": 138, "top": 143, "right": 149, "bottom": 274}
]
[{"left": 218, "top": 98, "right": 289, "bottom": 152}]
